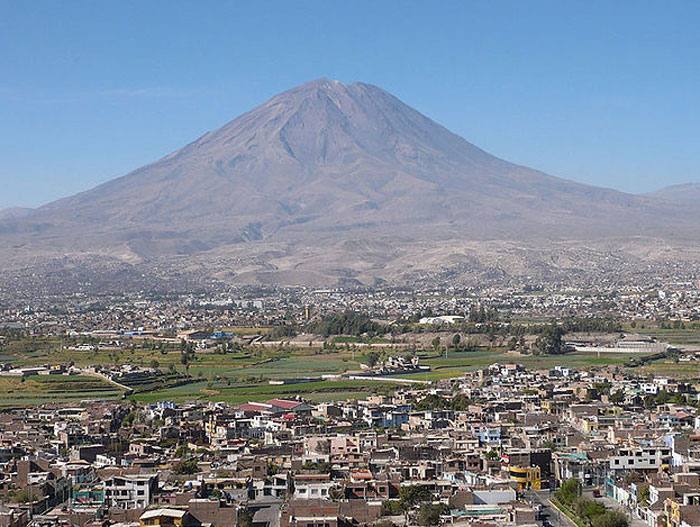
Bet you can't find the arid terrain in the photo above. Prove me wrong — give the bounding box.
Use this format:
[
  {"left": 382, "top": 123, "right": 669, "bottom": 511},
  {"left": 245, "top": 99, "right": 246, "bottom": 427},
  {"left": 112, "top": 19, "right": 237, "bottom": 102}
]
[{"left": 2, "top": 79, "right": 699, "bottom": 291}]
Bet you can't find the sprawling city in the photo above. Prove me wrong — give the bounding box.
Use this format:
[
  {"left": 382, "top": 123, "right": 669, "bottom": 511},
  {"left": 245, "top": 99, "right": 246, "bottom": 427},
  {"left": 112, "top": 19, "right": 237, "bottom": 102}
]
[
  {"left": 2, "top": 3, "right": 700, "bottom": 527},
  {"left": 2, "top": 277, "right": 700, "bottom": 527}
]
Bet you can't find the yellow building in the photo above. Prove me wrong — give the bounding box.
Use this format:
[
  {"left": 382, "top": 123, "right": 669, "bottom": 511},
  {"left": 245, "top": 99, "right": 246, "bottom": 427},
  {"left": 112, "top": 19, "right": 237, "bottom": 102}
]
[
  {"left": 509, "top": 465, "right": 541, "bottom": 491},
  {"left": 140, "top": 509, "right": 189, "bottom": 527},
  {"left": 666, "top": 499, "right": 680, "bottom": 527}
]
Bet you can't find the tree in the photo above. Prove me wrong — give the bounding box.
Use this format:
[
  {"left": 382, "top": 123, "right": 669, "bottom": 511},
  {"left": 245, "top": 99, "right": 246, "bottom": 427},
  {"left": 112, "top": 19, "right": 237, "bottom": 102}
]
[
  {"left": 638, "top": 484, "right": 650, "bottom": 506},
  {"left": 302, "top": 460, "right": 331, "bottom": 473},
  {"left": 308, "top": 311, "right": 384, "bottom": 337},
  {"left": 555, "top": 478, "right": 582, "bottom": 506},
  {"left": 655, "top": 390, "right": 671, "bottom": 405},
  {"left": 643, "top": 396, "right": 655, "bottom": 409},
  {"left": 469, "top": 304, "right": 498, "bottom": 323},
  {"left": 417, "top": 503, "right": 447, "bottom": 526},
  {"left": 365, "top": 351, "right": 381, "bottom": 368},
  {"left": 451, "top": 393, "right": 471, "bottom": 411},
  {"left": 269, "top": 324, "right": 299, "bottom": 339},
  {"left": 451, "top": 334, "right": 461, "bottom": 349},
  {"left": 484, "top": 450, "right": 499, "bottom": 460},
  {"left": 173, "top": 458, "right": 200, "bottom": 475},
  {"left": 591, "top": 511, "right": 628, "bottom": 527},
  {"left": 609, "top": 391, "right": 625, "bottom": 404},
  {"left": 593, "top": 381, "right": 612, "bottom": 396},
  {"left": 122, "top": 410, "right": 138, "bottom": 427},
  {"left": 431, "top": 337, "right": 441, "bottom": 353},
  {"left": 534, "top": 324, "right": 566, "bottom": 355},
  {"left": 574, "top": 497, "right": 605, "bottom": 522},
  {"left": 542, "top": 439, "right": 557, "bottom": 452},
  {"left": 415, "top": 394, "right": 450, "bottom": 411},
  {"left": 328, "top": 486, "right": 344, "bottom": 501},
  {"left": 399, "top": 485, "right": 432, "bottom": 511},
  {"left": 180, "top": 350, "right": 193, "bottom": 372},
  {"left": 10, "top": 488, "right": 33, "bottom": 503},
  {"left": 670, "top": 392, "right": 687, "bottom": 405},
  {"left": 382, "top": 500, "right": 403, "bottom": 516}
]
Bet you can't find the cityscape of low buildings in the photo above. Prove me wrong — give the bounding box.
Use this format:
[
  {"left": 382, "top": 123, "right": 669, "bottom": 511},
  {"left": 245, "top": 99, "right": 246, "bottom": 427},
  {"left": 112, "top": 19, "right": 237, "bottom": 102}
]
[{"left": 1, "top": 360, "right": 700, "bottom": 526}]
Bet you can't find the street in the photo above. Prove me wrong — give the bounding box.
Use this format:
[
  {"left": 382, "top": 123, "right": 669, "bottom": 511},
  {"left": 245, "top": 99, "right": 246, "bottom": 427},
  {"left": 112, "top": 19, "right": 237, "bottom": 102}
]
[
  {"left": 526, "top": 490, "right": 576, "bottom": 527},
  {"left": 583, "top": 491, "right": 648, "bottom": 527}
]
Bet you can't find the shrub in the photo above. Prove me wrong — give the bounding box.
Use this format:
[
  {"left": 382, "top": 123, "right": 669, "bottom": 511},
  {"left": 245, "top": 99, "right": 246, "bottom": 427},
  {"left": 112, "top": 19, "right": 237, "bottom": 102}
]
[
  {"left": 591, "top": 511, "right": 628, "bottom": 527},
  {"left": 173, "top": 458, "right": 199, "bottom": 475},
  {"left": 556, "top": 478, "right": 582, "bottom": 506}
]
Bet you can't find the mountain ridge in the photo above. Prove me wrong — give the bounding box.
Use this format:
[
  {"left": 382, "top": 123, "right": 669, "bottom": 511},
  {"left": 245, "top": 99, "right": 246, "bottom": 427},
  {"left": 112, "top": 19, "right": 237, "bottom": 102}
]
[
  {"left": 2, "top": 79, "right": 699, "bottom": 289},
  {"left": 648, "top": 182, "right": 700, "bottom": 205},
  {"left": 0, "top": 207, "right": 33, "bottom": 221}
]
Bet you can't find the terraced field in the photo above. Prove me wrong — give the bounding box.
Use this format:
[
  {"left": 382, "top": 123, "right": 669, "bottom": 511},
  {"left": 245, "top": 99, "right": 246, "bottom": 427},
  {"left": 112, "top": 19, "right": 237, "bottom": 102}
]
[
  {"left": 0, "top": 375, "right": 125, "bottom": 407},
  {"left": 629, "top": 327, "right": 700, "bottom": 348},
  {"left": 131, "top": 378, "right": 394, "bottom": 405},
  {"left": 0, "top": 330, "right": 681, "bottom": 406}
]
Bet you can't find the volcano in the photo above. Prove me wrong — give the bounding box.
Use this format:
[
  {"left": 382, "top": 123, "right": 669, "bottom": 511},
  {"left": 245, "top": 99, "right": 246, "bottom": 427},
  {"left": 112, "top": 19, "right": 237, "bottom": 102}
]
[{"left": 2, "top": 79, "right": 697, "bottom": 289}]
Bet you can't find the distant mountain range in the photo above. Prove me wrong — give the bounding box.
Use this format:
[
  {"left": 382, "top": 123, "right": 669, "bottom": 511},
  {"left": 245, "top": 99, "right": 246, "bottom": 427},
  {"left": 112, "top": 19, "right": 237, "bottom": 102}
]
[
  {"left": 0, "top": 207, "right": 33, "bottom": 221},
  {"left": 648, "top": 182, "right": 700, "bottom": 205},
  {"left": 2, "top": 79, "right": 699, "bottom": 292}
]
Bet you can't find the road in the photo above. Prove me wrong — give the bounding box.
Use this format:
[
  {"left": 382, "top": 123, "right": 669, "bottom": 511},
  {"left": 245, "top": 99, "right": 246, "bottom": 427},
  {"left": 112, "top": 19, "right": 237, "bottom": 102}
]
[
  {"left": 526, "top": 490, "right": 576, "bottom": 527},
  {"left": 583, "top": 491, "right": 647, "bottom": 527}
]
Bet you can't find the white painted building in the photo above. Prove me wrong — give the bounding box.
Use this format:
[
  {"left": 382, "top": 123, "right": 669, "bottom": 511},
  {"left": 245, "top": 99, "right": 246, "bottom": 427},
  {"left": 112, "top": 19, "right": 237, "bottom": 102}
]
[
  {"left": 418, "top": 315, "right": 464, "bottom": 325},
  {"left": 103, "top": 474, "right": 158, "bottom": 509},
  {"left": 292, "top": 476, "right": 335, "bottom": 499},
  {"left": 609, "top": 446, "right": 671, "bottom": 471}
]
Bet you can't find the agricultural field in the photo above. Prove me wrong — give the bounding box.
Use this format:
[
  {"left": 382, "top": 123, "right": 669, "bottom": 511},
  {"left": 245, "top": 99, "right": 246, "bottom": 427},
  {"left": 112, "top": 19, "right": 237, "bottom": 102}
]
[
  {"left": 0, "top": 338, "right": 364, "bottom": 381},
  {"left": 0, "top": 331, "right": 684, "bottom": 406},
  {"left": 0, "top": 337, "right": 376, "bottom": 405},
  {"left": 123, "top": 346, "right": 668, "bottom": 401},
  {"left": 131, "top": 378, "right": 395, "bottom": 405},
  {"left": 395, "top": 349, "right": 656, "bottom": 381},
  {"left": 634, "top": 358, "right": 700, "bottom": 379},
  {"left": 0, "top": 374, "right": 124, "bottom": 407},
  {"left": 630, "top": 327, "right": 700, "bottom": 348}
]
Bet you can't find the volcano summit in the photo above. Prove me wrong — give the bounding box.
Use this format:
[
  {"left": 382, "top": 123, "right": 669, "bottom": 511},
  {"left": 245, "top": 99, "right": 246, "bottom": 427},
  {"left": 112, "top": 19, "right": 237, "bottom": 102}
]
[{"left": 2, "top": 79, "right": 698, "bottom": 290}]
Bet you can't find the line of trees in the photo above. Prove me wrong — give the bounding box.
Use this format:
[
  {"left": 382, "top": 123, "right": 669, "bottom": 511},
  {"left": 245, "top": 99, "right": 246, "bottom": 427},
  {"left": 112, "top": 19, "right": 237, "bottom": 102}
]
[
  {"left": 533, "top": 324, "right": 567, "bottom": 355},
  {"left": 555, "top": 479, "right": 628, "bottom": 527},
  {"left": 308, "top": 311, "right": 386, "bottom": 337}
]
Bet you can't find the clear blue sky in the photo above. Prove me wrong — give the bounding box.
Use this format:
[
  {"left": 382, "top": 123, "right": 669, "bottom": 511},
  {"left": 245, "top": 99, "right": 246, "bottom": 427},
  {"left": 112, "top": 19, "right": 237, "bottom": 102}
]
[{"left": 1, "top": 0, "right": 699, "bottom": 209}]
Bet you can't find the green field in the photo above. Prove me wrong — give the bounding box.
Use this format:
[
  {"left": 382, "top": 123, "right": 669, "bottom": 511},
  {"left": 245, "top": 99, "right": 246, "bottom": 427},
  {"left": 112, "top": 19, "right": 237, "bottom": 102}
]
[
  {"left": 0, "top": 333, "right": 684, "bottom": 406},
  {"left": 0, "top": 339, "right": 375, "bottom": 405},
  {"left": 391, "top": 349, "right": 653, "bottom": 381},
  {"left": 0, "top": 338, "right": 364, "bottom": 381},
  {"left": 635, "top": 359, "right": 700, "bottom": 378},
  {"left": 0, "top": 375, "right": 124, "bottom": 407},
  {"left": 628, "top": 327, "right": 700, "bottom": 347},
  {"left": 130, "top": 378, "right": 395, "bottom": 404}
]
